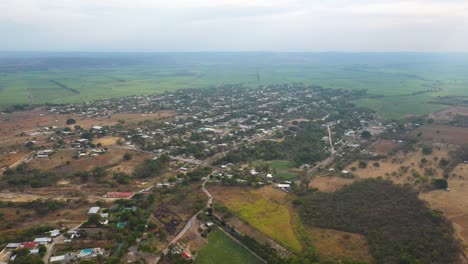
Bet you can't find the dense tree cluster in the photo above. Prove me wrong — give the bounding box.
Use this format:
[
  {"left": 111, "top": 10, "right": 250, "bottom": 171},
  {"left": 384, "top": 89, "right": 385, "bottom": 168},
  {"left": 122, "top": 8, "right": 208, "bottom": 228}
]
[
  {"left": 217, "top": 122, "right": 327, "bottom": 166},
  {"left": 297, "top": 179, "right": 461, "bottom": 264}
]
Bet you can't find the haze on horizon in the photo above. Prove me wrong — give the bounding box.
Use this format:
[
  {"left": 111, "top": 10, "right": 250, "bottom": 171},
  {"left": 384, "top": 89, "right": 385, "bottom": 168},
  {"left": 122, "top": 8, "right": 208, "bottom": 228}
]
[{"left": 1, "top": 0, "right": 468, "bottom": 52}]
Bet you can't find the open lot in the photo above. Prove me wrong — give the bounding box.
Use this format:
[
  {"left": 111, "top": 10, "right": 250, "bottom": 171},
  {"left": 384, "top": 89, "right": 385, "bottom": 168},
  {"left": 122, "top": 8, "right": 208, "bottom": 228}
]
[{"left": 195, "top": 228, "right": 262, "bottom": 264}]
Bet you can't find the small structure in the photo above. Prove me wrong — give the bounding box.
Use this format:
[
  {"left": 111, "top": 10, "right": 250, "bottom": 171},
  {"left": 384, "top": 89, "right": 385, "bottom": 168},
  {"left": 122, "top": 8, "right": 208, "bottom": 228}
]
[
  {"left": 50, "top": 255, "right": 66, "bottom": 263},
  {"left": 87, "top": 206, "right": 101, "bottom": 215}
]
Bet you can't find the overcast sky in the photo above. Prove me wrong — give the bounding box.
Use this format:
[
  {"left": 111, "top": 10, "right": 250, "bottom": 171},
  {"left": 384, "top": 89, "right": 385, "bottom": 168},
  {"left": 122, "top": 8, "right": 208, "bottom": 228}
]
[{"left": 1, "top": 0, "right": 468, "bottom": 52}]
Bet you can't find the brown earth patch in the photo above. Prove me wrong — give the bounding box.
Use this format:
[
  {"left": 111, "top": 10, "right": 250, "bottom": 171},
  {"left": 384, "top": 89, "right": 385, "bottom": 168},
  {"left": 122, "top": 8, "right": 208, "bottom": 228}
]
[
  {"left": 309, "top": 176, "right": 356, "bottom": 192},
  {"left": 368, "top": 139, "right": 400, "bottom": 155},
  {"left": 307, "top": 227, "right": 373, "bottom": 263}
]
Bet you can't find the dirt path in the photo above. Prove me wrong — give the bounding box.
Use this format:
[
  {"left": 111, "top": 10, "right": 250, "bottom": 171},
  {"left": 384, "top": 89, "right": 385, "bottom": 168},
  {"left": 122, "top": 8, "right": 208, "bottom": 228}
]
[{"left": 327, "top": 124, "right": 335, "bottom": 154}]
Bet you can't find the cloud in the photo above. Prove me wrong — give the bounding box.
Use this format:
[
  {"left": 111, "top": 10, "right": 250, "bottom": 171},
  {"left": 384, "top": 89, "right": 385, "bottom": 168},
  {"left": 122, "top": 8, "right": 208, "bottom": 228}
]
[{"left": 0, "top": 0, "right": 467, "bottom": 51}]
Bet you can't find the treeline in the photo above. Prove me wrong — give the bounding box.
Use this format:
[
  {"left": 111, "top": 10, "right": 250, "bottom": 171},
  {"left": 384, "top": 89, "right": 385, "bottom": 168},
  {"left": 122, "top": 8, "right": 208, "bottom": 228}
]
[
  {"left": 2, "top": 165, "right": 60, "bottom": 188},
  {"left": 216, "top": 122, "right": 327, "bottom": 166},
  {"left": 297, "top": 179, "right": 461, "bottom": 264}
]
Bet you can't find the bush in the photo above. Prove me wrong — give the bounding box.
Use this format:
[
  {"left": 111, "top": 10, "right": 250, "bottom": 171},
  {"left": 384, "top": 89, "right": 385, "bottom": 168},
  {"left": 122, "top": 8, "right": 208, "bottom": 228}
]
[
  {"left": 66, "top": 118, "right": 76, "bottom": 125},
  {"left": 422, "top": 145, "right": 433, "bottom": 155}
]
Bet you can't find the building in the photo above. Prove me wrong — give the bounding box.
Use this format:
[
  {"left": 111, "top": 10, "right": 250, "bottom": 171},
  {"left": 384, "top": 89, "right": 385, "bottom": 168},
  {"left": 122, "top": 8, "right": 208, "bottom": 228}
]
[
  {"left": 33, "top": 237, "right": 52, "bottom": 244},
  {"left": 87, "top": 207, "right": 101, "bottom": 215}
]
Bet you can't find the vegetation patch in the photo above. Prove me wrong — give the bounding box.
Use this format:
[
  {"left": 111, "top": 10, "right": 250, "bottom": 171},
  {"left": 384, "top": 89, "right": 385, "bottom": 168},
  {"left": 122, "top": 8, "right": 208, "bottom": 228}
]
[
  {"left": 195, "top": 228, "right": 262, "bottom": 264},
  {"left": 297, "top": 179, "right": 461, "bottom": 264}
]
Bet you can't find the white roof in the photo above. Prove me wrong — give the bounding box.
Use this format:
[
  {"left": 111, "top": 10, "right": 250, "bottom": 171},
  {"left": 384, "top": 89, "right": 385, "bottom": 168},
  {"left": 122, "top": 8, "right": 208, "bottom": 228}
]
[
  {"left": 34, "top": 237, "right": 52, "bottom": 243},
  {"left": 92, "top": 126, "right": 103, "bottom": 130},
  {"left": 276, "top": 184, "right": 291, "bottom": 188},
  {"left": 50, "top": 255, "right": 65, "bottom": 262},
  {"left": 6, "top": 243, "right": 20, "bottom": 248},
  {"left": 88, "top": 206, "right": 100, "bottom": 214}
]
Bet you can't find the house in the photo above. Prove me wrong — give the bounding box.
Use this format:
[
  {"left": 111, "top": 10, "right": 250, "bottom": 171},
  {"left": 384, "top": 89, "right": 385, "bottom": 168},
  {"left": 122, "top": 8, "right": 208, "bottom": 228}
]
[
  {"left": 21, "top": 242, "right": 38, "bottom": 249},
  {"left": 87, "top": 206, "right": 101, "bottom": 215},
  {"left": 50, "top": 230, "right": 61, "bottom": 237},
  {"left": 181, "top": 251, "right": 192, "bottom": 261},
  {"left": 92, "top": 126, "right": 103, "bottom": 130},
  {"left": 275, "top": 184, "right": 291, "bottom": 189},
  {"left": 33, "top": 237, "right": 52, "bottom": 244}
]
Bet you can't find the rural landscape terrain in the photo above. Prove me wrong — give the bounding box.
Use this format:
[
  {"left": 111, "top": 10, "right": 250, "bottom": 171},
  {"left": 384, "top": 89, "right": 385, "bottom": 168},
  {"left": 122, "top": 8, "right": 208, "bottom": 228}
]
[{"left": 0, "top": 53, "right": 467, "bottom": 264}]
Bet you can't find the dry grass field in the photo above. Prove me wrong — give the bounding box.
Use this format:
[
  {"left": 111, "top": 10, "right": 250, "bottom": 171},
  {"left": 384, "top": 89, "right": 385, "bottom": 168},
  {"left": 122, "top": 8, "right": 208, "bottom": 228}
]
[
  {"left": 309, "top": 176, "right": 356, "bottom": 192},
  {"left": 345, "top": 144, "right": 452, "bottom": 185},
  {"left": 430, "top": 107, "right": 468, "bottom": 121},
  {"left": 368, "top": 139, "right": 401, "bottom": 155},
  {"left": 307, "top": 227, "right": 373, "bottom": 263},
  {"left": 414, "top": 125, "right": 468, "bottom": 145},
  {"left": 420, "top": 164, "right": 468, "bottom": 256}
]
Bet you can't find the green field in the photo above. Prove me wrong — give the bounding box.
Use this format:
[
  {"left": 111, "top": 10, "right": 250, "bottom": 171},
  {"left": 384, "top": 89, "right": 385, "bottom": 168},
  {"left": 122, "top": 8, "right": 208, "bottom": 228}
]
[
  {"left": 2, "top": 52, "right": 468, "bottom": 119},
  {"left": 195, "top": 229, "right": 263, "bottom": 264},
  {"left": 270, "top": 160, "right": 298, "bottom": 180},
  {"left": 224, "top": 194, "right": 302, "bottom": 252}
]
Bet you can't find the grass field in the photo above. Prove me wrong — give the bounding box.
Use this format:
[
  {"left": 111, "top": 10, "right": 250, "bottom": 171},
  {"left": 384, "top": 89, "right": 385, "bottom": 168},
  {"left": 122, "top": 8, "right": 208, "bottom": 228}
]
[
  {"left": 209, "top": 186, "right": 303, "bottom": 253},
  {"left": 195, "top": 229, "right": 262, "bottom": 264},
  {"left": 2, "top": 52, "right": 468, "bottom": 119},
  {"left": 270, "top": 160, "right": 298, "bottom": 180}
]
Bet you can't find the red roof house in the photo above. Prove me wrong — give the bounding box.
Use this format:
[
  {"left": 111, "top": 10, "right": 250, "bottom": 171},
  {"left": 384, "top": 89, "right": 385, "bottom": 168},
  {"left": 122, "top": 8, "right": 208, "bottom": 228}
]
[{"left": 21, "top": 242, "right": 38, "bottom": 249}]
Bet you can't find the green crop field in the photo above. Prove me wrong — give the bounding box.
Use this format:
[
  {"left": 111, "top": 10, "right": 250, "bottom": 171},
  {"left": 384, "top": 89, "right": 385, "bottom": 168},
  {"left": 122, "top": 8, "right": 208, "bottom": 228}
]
[
  {"left": 1, "top": 52, "right": 468, "bottom": 119},
  {"left": 225, "top": 197, "right": 302, "bottom": 252},
  {"left": 195, "top": 229, "right": 262, "bottom": 264}
]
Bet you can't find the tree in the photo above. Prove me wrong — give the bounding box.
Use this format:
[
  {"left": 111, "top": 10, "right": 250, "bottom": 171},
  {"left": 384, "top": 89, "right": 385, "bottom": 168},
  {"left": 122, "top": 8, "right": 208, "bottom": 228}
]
[
  {"left": 87, "top": 214, "right": 102, "bottom": 226},
  {"left": 433, "top": 179, "right": 448, "bottom": 189},
  {"left": 66, "top": 118, "right": 76, "bottom": 125},
  {"left": 360, "top": 131, "right": 371, "bottom": 139},
  {"left": 38, "top": 244, "right": 47, "bottom": 257}
]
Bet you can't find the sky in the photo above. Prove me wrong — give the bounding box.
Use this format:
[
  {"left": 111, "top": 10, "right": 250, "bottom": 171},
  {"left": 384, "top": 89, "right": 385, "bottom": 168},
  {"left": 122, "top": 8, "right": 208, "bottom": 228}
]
[{"left": 1, "top": 0, "right": 468, "bottom": 52}]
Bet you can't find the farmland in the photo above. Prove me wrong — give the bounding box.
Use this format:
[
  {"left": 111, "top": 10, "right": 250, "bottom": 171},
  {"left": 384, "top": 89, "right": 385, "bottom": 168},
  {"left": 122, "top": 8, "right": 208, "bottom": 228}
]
[
  {"left": 195, "top": 229, "right": 263, "bottom": 264},
  {"left": 2, "top": 53, "right": 468, "bottom": 119},
  {"left": 208, "top": 186, "right": 302, "bottom": 253}
]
